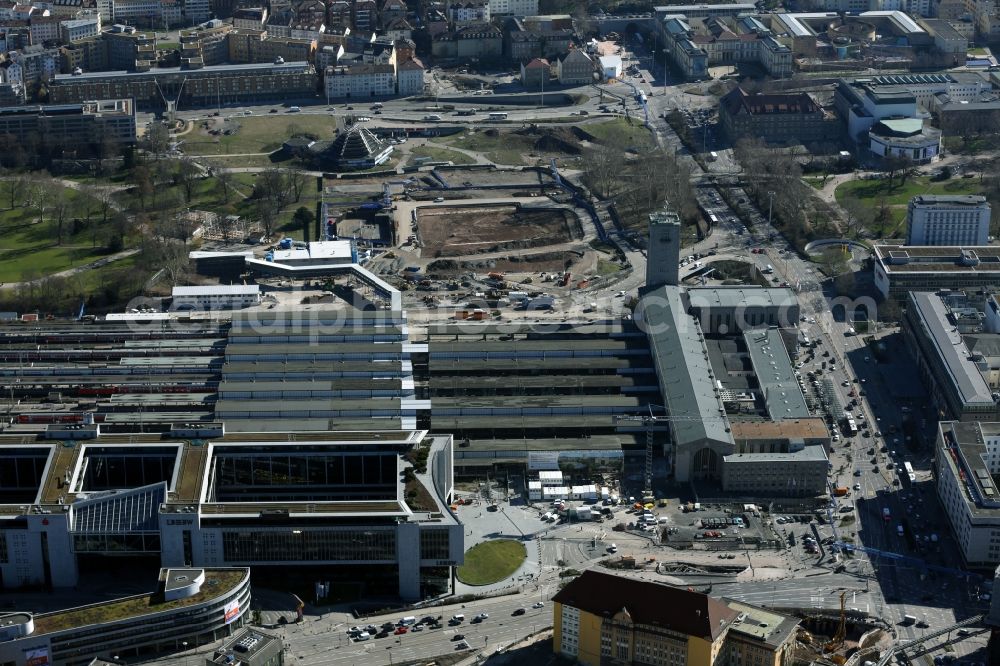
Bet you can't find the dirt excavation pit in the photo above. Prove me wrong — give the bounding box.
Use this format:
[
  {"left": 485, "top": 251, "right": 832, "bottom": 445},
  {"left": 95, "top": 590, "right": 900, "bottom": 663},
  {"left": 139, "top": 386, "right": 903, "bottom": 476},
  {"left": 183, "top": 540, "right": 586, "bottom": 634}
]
[{"left": 416, "top": 204, "right": 582, "bottom": 258}]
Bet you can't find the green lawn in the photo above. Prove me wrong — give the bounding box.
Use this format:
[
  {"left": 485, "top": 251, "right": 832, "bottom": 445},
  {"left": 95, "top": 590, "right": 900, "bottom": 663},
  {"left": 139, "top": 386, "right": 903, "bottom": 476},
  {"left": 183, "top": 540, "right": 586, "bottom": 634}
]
[
  {"left": 834, "top": 175, "right": 981, "bottom": 238},
  {"left": 181, "top": 115, "right": 339, "bottom": 156},
  {"left": 456, "top": 539, "right": 527, "bottom": 586},
  {"left": 583, "top": 118, "right": 656, "bottom": 151},
  {"left": 409, "top": 145, "right": 476, "bottom": 165},
  {"left": 834, "top": 175, "right": 982, "bottom": 207},
  {"left": 440, "top": 131, "right": 535, "bottom": 165},
  {"left": 0, "top": 183, "right": 117, "bottom": 283}
]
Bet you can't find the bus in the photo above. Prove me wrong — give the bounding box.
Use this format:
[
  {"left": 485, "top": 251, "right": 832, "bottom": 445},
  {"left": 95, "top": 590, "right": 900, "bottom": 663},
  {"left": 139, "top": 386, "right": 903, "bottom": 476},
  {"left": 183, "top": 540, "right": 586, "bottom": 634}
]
[
  {"left": 844, "top": 418, "right": 858, "bottom": 436},
  {"left": 488, "top": 112, "right": 508, "bottom": 121},
  {"left": 708, "top": 213, "right": 719, "bottom": 227},
  {"left": 904, "top": 461, "right": 915, "bottom": 483}
]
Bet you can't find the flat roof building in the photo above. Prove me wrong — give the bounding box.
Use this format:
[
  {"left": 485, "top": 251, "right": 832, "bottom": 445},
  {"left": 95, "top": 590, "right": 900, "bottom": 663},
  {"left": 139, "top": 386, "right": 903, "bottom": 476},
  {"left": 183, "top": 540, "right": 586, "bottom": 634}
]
[
  {"left": 0, "top": 430, "right": 461, "bottom": 602},
  {"left": 0, "top": 98, "right": 135, "bottom": 149},
  {"left": 873, "top": 245, "right": 1000, "bottom": 299},
  {"left": 48, "top": 61, "right": 317, "bottom": 110},
  {"left": 0, "top": 568, "right": 251, "bottom": 666},
  {"left": 902, "top": 291, "right": 1000, "bottom": 421},
  {"left": 172, "top": 284, "right": 262, "bottom": 310},
  {"left": 907, "top": 194, "right": 991, "bottom": 246},
  {"left": 936, "top": 421, "right": 1000, "bottom": 568}
]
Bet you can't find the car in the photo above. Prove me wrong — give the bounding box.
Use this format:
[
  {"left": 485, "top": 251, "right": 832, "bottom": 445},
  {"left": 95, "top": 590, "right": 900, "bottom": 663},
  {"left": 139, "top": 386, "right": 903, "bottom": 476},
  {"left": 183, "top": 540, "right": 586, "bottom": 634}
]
[
  {"left": 872, "top": 465, "right": 879, "bottom": 473},
  {"left": 382, "top": 622, "right": 395, "bottom": 631},
  {"left": 411, "top": 624, "right": 424, "bottom": 632},
  {"left": 452, "top": 634, "right": 466, "bottom": 641},
  {"left": 349, "top": 626, "right": 363, "bottom": 634},
  {"left": 354, "top": 632, "right": 371, "bottom": 642},
  {"left": 532, "top": 602, "right": 545, "bottom": 609},
  {"left": 853, "top": 483, "right": 861, "bottom": 491},
  {"left": 346, "top": 105, "right": 354, "bottom": 110},
  {"left": 513, "top": 608, "right": 526, "bottom": 616},
  {"left": 434, "top": 197, "right": 445, "bottom": 203},
  {"left": 394, "top": 627, "right": 408, "bottom": 635},
  {"left": 839, "top": 506, "right": 854, "bottom": 513},
  {"left": 269, "top": 108, "right": 278, "bottom": 113},
  {"left": 375, "top": 632, "right": 389, "bottom": 639}
]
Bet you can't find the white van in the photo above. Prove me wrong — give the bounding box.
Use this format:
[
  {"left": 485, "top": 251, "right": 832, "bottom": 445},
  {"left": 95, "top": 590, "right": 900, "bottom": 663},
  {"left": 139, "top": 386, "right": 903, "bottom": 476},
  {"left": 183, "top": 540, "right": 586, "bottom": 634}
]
[
  {"left": 289, "top": 106, "right": 301, "bottom": 113},
  {"left": 451, "top": 614, "right": 465, "bottom": 623},
  {"left": 355, "top": 632, "right": 371, "bottom": 641},
  {"left": 398, "top": 616, "right": 417, "bottom": 626},
  {"left": 607, "top": 543, "right": 618, "bottom": 553}
]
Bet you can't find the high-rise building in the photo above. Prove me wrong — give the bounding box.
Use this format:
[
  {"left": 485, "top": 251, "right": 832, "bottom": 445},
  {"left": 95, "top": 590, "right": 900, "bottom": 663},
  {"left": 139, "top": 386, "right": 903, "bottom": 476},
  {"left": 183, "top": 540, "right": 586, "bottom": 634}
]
[
  {"left": 907, "top": 194, "right": 991, "bottom": 246},
  {"left": 645, "top": 208, "right": 681, "bottom": 288}
]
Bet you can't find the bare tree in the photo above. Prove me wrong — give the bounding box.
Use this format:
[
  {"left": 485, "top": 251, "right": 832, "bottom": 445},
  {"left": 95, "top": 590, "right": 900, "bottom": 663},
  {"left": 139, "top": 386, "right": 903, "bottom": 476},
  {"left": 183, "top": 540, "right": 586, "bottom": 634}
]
[
  {"left": 51, "top": 196, "right": 72, "bottom": 246},
  {"left": 287, "top": 170, "right": 310, "bottom": 202},
  {"left": 215, "top": 170, "right": 235, "bottom": 203},
  {"left": 173, "top": 159, "right": 201, "bottom": 203},
  {"left": 8, "top": 173, "right": 28, "bottom": 210}
]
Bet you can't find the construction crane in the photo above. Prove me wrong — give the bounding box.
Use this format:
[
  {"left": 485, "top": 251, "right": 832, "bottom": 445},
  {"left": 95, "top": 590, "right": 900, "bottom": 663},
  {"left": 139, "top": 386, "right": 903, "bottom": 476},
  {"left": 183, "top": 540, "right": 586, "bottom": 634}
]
[
  {"left": 823, "top": 591, "right": 848, "bottom": 654},
  {"left": 614, "top": 406, "right": 730, "bottom": 503}
]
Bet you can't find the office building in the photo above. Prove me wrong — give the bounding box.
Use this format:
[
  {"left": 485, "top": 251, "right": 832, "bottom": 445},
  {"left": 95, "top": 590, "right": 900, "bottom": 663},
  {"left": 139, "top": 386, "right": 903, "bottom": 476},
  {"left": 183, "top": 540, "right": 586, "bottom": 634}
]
[
  {"left": 325, "top": 63, "right": 396, "bottom": 98},
  {"left": 936, "top": 421, "right": 1000, "bottom": 567},
  {"left": 171, "top": 285, "right": 262, "bottom": 310},
  {"left": 722, "top": 419, "right": 831, "bottom": 495},
  {"left": 0, "top": 568, "right": 251, "bottom": 666},
  {"left": 48, "top": 61, "right": 317, "bottom": 110},
  {"left": 488, "top": 0, "right": 537, "bottom": 14},
  {"left": 873, "top": 245, "right": 1000, "bottom": 299},
  {"left": 645, "top": 209, "right": 681, "bottom": 288},
  {"left": 720, "top": 86, "right": 840, "bottom": 145},
  {"left": 907, "top": 195, "right": 991, "bottom": 246},
  {"left": 902, "top": 290, "right": 1000, "bottom": 421},
  {"left": 0, "top": 428, "right": 461, "bottom": 601},
  {"left": 553, "top": 570, "right": 799, "bottom": 666},
  {"left": 59, "top": 16, "right": 101, "bottom": 42},
  {"left": 102, "top": 23, "right": 154, "bottom": 70},
  {"left": 0, "top": 98, "right": 135, "bottom": 148}
]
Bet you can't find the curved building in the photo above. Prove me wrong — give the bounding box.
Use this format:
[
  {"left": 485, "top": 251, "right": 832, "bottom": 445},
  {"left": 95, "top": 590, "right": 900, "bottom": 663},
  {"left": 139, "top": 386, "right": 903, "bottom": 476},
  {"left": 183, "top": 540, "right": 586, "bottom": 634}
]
[{"left": 0, "top": 568, "right": 251, "bottom": 666}]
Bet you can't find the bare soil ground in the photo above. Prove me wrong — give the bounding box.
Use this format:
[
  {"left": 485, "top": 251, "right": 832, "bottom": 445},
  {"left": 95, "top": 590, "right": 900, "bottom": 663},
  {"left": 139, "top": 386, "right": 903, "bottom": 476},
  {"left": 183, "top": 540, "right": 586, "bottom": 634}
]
[{"left": 417, "top": 204, "right": 580, "bottom": 258}]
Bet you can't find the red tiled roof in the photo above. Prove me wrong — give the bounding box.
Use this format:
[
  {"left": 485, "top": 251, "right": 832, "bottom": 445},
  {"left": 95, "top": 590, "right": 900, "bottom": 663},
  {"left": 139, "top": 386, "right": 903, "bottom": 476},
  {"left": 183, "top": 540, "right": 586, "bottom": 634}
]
[{"left": 553, "top": 571, "right": 738, "bottom": 642}]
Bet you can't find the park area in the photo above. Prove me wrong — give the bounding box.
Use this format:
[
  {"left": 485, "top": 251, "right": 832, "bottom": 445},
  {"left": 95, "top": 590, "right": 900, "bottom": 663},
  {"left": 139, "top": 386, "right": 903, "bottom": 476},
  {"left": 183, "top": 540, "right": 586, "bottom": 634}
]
[
  {"left": 457, "top": 539, "right": 527, "bottom": 586},
  {"left": 435, "top": 118, "right": 654, "bottom": 166},
  {"left": 416, "top": 203, "right": 581, "bottom": 258},
  {"left": 834, "top": 173, "right": 983, "bottom": 238},
  {"left": 179, "top": 114, "right": 339, "bottom": 158}
]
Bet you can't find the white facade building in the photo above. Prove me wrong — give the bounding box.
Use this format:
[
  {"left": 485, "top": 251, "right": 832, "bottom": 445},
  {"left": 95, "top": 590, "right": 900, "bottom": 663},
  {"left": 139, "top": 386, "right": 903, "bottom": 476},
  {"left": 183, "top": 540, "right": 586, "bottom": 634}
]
[
  {"left": 60, "top": 16, "right": 101, "bottom": 42},
  {"left": 936, "top": 422, "right": 1000, "bottom": 568},
  {"left": 907, "top": 194, "right": 991, "bottom": 246},
  {"left": 487, "top": 0, "right": 537, "bottom": 15},
  {"left": 396, "top": 57, "right": 424, "bottom": 95},
  {"left": 324, "top": 63, "right": 395, "bottom": 98},
  {"left": 172, "top": 284, "right": 262, "bottom": 310}
]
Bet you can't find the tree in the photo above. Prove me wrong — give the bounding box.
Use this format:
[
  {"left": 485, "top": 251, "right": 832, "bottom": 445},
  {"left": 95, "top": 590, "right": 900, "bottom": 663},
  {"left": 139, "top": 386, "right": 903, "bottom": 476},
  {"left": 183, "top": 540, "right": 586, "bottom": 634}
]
[
  {"left": 173, "top": 159, "right": 201, "bottom": 203},
  {"left": 215, "top": 170, "right": 235, "bottom": 203},
  {"left": 146, "top": 123, "right": 170, "bottom": 155},
  {"left": 287, "top": 170, "right": 310, "bottom": 202},
  {"left": 841, "top": 199, "right": 874, "bottom": 239},
  {"left": 27, "top": 176, "right": 51, "bottom": 228},
  {"left": 6, "top": 173, "right": 27, "bottom": 210},
  {"left": 133, "top": 165, "right": 154, "bottom": 210},
  {"left": 293, "top": 206, "right": 314, "bottom": 243},
  {"left": 51, "top": 196, "right": 72, "bottom": 246}
]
